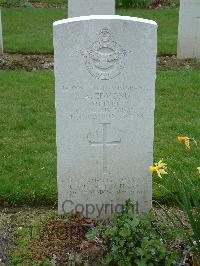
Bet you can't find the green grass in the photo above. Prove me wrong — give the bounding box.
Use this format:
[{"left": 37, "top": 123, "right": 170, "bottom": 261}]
[
  {"left": 2, "top": 8, "right": 178, "bottom": 54},
  {"left": 118, "top": 8, "right": 178, "bottom": 54},
  {"left": 2, "top": 8, "right": 67, "bottom": 53},
  {"left": 0, "top": 70, "right": 56, "bottom": 205},
  {"left": 154, "top": 70, "right": 200, "bottom": 202},
  {"left": 0, "top": 70, "right": 199, "bottom": 205}
]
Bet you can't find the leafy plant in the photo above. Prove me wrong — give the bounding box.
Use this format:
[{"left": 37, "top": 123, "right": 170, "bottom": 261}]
[
  {"left": 86, "top": 200, "right": 179, "bottom": 266},
  {"left": 151, "top": 134, "right": 200, "bottom": 258},
  {"left": 161, "top": 170, "right": 200, "bottom": 256}
]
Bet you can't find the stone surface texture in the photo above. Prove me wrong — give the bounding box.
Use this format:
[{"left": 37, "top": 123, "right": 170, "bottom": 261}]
[
  {"left": 0, "top": 10, "right": 3, "bottom": 55},
  {"left": 177, "top": 0, "right": 200, "bottom": 59},
  {"left": 54, "top": 15, "right": 157, "bottom": 217},
  {"left": 68, "top": 0, "right": 115, "bottom": 18}
]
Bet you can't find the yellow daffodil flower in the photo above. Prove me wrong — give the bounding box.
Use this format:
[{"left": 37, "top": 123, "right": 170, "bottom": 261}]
[
  {"left": 177, "top": 136, "right": 197, "bottom": 150},
  {"left": 197, "top": 167, "right": 200, "bottom": 175},
  {"left": 177, "top": 136, "right": 190, "bottom": 149},
  {"left": 149, "top": 159, "right": 168, "bottom": 178}
]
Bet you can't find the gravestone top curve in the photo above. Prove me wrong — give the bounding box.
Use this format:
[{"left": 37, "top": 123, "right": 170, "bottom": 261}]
[
  {"left": 53, "top": 15, "right": 157, "bottom": 27},
  {"left": 53, "top": 15, "right": 157, "bottom": 217}
]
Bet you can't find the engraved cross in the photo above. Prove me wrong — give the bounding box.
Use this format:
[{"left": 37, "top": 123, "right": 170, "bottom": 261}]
[{"left": 89, "top": 123, "right": 121, "bottom": 174}]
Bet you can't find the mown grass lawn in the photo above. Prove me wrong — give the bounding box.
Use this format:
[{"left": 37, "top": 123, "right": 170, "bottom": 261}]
[
  {"left": 154, "top": 70, "right": 200, "bottom": 202},
  {"left": 2, "top": 7, "right": 178, "bottom": 54},
  {"left": 0, "top": 70, "right": 199, "bottom": 205},
  {"left": 0, "top": 70, "right": 56, "bottom": 206}
]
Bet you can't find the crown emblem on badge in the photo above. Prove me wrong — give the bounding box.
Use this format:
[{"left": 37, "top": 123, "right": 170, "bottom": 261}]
[
  {"left": 81, "top": 28, "right": 128, "bottom": 80},
  {"left": 98, "top": 28, "right": 112, "bottom": 42}
]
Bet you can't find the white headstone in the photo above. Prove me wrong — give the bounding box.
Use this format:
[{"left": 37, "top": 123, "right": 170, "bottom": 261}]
[
  {"left": 53, "top": 15, "right": 157, "bottom": 218},
  {"left": 0, "top": 9, "right": 3, "bottom": 55},
  {"left": 68, "top": 0, "right": 115, "bottom": 18},
  {"left": 177, "top": 0, "right": 200, "bottom": 59}
]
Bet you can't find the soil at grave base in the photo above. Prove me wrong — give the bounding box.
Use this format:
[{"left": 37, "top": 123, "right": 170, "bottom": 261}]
[
  {"left": 31, "top": 215, "right": 106, "bottom": 265},
  {"left": 0, "top": 206, "right": 198, "bottom": 266},
  {"left": 0, "top": 1, "right": 66, "bottom": 8},
  {"left": 0, "top": 0, "right": 179, "bottom": 9},
  {"left": 30, "top": 2, "right": 177, "bottom": 9},
  {"left": 0, "top": 207, "right": 54, "bottom": 265},
  {"left": 30, "top": 2, "right": 66, "bottom": 8},
  {"left": 0, "top": 207, "right": 105, "bottom": 266},
  {"left": 1, "top": 53, "right": 200, "bottom": 71},
  {"left": 0, "top": 53, "right": 54, "bottom": 71}
]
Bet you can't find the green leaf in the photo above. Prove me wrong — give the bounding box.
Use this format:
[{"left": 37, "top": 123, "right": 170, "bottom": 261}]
[{"left": 119, "top": 227, "right": 131, "bottom": 237}]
